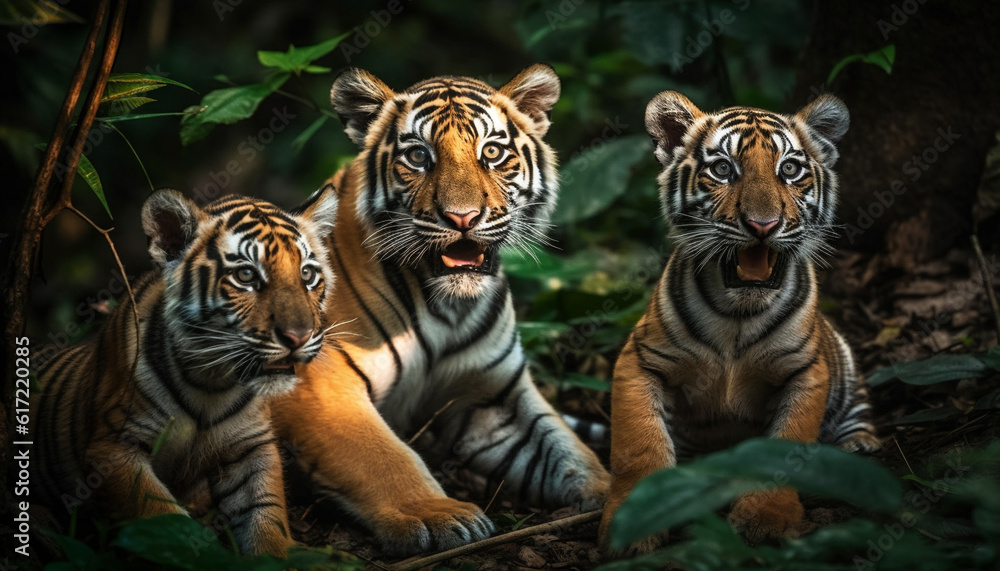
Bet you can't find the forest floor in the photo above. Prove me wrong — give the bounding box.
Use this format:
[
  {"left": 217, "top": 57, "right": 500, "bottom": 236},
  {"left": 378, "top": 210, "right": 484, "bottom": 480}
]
[{"left": 287, "top": 248, "right": 1000, "bottom": 570}]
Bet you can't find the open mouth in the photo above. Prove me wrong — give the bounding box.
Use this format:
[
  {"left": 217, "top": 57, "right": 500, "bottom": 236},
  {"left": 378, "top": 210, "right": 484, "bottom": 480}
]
[
  {"left": 259, "top": 357, "right": 295, "bottom": 376},
  {"left": 432, "top": 239, "right": 497, "bottom": 276},
  {"left": 723, "top": 244, "right": 782, "bottom": 289}
]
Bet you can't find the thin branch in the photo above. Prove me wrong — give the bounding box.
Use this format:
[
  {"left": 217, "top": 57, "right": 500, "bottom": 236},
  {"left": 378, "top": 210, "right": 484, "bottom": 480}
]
[
  {"left": 407, "top": 398, "right": 458, "bottom": 445},
  {"left": 44, "top": 0, "right": 129, "bottom": 227},
  {"left": 483, "top": 480, "right": 504, "bottom": 514},
  {"left": 3, "top": 0, "right": 111, "bottom": 382},
  {"left": 388, "top": 510, "right": 601, "bottom": 571},
  {"left": 971, "top": 234, "right": 1000, "bottom": 343}
]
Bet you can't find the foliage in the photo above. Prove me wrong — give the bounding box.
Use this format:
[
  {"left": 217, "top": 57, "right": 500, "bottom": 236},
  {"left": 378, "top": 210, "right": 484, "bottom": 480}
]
[
  {"left": 44, "top": 514, "right": 361, "bottom": 571},
  {"left": 601, "top": 440, "right": 1000, "bottom": 570}
]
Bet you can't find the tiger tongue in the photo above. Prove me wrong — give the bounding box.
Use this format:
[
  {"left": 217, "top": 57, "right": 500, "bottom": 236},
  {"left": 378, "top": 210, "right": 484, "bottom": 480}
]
[{"left": 736, "top": 244, "right": 773, "bottom": 282}]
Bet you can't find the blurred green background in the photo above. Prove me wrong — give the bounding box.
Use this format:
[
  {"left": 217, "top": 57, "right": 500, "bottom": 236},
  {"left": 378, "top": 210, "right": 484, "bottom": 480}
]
[{"left": 3, "top": 0, "right": 810, "bottom": 402}]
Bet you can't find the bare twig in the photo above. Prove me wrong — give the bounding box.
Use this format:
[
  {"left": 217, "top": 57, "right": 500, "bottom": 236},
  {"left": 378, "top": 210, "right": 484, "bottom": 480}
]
[
  {"left": 407, "top": 398, "right": 458, "bottom": 445},
  {"left": 3, "top": 0, "right": 110, "bottom": 388},
  {"left": 892, "top": 435, "right": 915, "bottom": 476},
  {"left": 483, "top": 480, "right": 504, "bottom": 513},
  {"left": 971, "top": 234, "right": 1000, "bottom": 343},
  {"left": 388, "top": 510, "right": 601, "bottom": 571}
]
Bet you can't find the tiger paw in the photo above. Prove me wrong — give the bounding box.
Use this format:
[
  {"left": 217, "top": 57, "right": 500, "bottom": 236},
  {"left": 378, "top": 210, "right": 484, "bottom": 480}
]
[
  {"left": 373, "top": 497, "right": 495, "bottom": 555},
  {"left": 563, "top": 465, "right": 612, "bottom": 512},
  {"left": 599, "top": 515, "right": 667, "bottom": 559},
  {"left": 840, "top": 432, "right": 882, "bottom": 454},
  {"left": 727, "top": 488, "right": 804, "bottom": 544}
]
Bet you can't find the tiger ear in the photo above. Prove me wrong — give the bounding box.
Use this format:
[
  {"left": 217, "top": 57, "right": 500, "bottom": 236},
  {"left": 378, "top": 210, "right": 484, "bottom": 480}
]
[
  {"left": 794, "top": 95, "right": 849, "bottom": 164},
  {"left": 291, "top": 183, "right": 339, "bottom": 237},
  {"left": 141, "top": 189, "right": 205, "bottom": 267},
  {"left": 645, "top": 91, "right": 703, "bottom": 165},
  {"left": 499, "top": 63, "right": 561, "bottom": 135},
  {"left": 331, "top": 68, "right": 395, "bottom": 146}
]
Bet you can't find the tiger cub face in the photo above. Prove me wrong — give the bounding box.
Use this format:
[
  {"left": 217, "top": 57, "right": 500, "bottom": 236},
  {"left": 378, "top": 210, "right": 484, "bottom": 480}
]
[
  {"left": 141, "top": 186, "right": 338, "bottom": 396},
  {"left": 645, "top": 92, "right": 849, "bottom": 296},
  {"left": 331, "top": 64, "right": 560, "bottom": 298}
]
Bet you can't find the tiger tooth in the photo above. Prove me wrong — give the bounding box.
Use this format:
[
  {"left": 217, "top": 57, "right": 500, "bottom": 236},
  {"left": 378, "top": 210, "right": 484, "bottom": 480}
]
[
  {"left": 474, "top": 253, "right": 485, "bottom": 266},
  {"left": 736, "top": 264, "right": 747, "bottom": 281},
  {"left": 441, "top": 255, "right": 458, "bottom": 268}
]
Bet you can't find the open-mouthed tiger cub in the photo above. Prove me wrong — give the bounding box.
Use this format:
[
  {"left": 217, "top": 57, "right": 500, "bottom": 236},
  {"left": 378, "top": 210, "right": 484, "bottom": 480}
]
[
  {"left": 599, "top": 92, "right": 881, "bottom": 553},
  {"left": 31, "top": 187, "right": 338, "bottom": 557},
  {"left": 270, "top": 65, "right": 610, "bottom": 554}
]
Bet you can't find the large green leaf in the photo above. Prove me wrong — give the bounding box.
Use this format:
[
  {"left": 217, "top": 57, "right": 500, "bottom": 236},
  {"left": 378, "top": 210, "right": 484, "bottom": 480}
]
[
  {"left": 867, "top": 353, "right": 988, "bottom": 387},
  {"left": 180, "top": 74, "right": 289, "bottom": 145},
  {"left": 552, "top": 134, "right": 650, "bottom": 225},
  {"left": 610, "top": 438, "right": 902, "bottom": 549},
  {"left": 257, "top": 32, "right": 351, "bottom": 74}
]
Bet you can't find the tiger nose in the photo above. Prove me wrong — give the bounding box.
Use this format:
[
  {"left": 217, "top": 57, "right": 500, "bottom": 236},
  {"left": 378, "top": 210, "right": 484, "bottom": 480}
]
[
  {"left": 277, "top": 327, "right": 312, "bottom": 350},
  {"left": 744, "top": 217, "right": 781, "bottom": 238},
  {"left": 443, "top": 209, "right": 482, "bottom": 230}
]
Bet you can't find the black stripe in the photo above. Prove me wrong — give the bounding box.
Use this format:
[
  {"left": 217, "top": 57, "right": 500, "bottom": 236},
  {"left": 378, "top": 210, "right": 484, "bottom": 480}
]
[{"left": 334, "top": 342, "right": 374, "bottom": 401}]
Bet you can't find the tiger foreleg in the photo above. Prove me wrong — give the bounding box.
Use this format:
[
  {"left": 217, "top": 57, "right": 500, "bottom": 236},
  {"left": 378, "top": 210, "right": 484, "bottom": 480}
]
[
  {"left": 449, "top": 366, "right": 610, "bottom": 511},
  {"left": 727, "top": 360, "right": 829, "bottom": 544},
  {"left": 273, "top": 352, "right": 494, "bottom": 555},
  {"left": 599, "top": 338, "right": 674, "bottom": 557},
  {"left": 209, "top": 436, "right": 292, "bottom": 557},
  {"left": 87, "top": 440, "right": 185, "bottom": 520}
]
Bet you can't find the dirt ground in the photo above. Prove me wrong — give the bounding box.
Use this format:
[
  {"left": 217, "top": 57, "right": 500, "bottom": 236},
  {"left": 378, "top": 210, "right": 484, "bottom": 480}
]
[{"left": 285, "top": 248, "right": 1000, "bottom": 570}]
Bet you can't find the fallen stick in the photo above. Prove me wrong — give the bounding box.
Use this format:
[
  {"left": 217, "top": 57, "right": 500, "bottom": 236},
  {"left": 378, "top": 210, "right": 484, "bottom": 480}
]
[
  {"left": 389, "top": 510, "right": 602, "bottom": 571},
  {"left": 971, "top": 234, "right": 1000, "bottom": 343}
]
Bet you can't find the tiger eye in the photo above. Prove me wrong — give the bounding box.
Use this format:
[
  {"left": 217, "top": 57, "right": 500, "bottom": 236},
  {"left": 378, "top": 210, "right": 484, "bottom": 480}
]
[
  {"left": 406, "top": 147, "right": 429, "bottom": 166},
  {"left": 301, "top": 266, "right": 316, "bottom": 283},
  {"left": 482, "top": 143, "right": 503, "bottom": 161},
  {"left": 235, "top": 267, "right": 258, "bottom": 285},
  {"left": 709, "top": 160, "right": 733, "bottom": 179},
  {"left": 781, "top": 160, "right": 802, "bottom": 178}
]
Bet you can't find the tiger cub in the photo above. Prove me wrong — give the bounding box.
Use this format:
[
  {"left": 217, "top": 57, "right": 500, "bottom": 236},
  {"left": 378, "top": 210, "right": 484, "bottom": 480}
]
[
  {"left": 31, "top": 186, "right": 337, "bottom": 557},
  {"left": 270, "top": 65, "right": 610, "bottom": 554},
  {"left": 599, "top": 92, "right": 881, "bottom": 552}
]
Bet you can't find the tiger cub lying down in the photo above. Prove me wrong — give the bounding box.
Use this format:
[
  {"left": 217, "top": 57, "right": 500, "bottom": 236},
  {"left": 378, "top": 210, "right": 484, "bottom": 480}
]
[
  {"left": 31, "top": 187, "right": 337, "bottom": 557},
  {"left": 600, "top": 92, "right": 882, "bottom": 553}
]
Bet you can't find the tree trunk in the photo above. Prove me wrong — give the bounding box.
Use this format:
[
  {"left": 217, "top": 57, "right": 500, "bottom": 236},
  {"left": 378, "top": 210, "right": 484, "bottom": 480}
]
[{"left": 792, "top": 0, "right": 1000, "bottom": 270}]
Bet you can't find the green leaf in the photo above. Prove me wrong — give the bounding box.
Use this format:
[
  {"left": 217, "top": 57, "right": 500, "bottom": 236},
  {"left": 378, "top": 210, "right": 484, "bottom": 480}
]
[
  {"left": 257, "top": 32, "right": 351, "bottom": 74},
  {"left": 827, "top": 44, "right": 895, "bottom": 84},
  {"left": 100, "top": 73, "right": 196, "bottom": 117},
  {"left": 76, "top": 153, "right": 111, "bottom": 219},
  {"left": 110, "top": 514, "right": 236, "bottom": 568},
  {"left": 291, "top": 115, "right": 329, "bottom": 151},
  {"left": 552, "top": 134, "right": 650, "bottom": 225},
  {"left": 893, "top": 405, "right": 961, "bottom": 425},
  {"left": 180, "top": 74, "right": 289, "bottom": 145},
  {"left": 610, "top": 438, "right": 902, "bottom": 549},
  {"left": 867, "top": 353, "right": 988, "bottom": 387},
  {"left": 559, "top": 372, "right": 610, "bottom": 391},
  {"left": 32, "top": 144, "right": 110, "bottom": 218}
]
